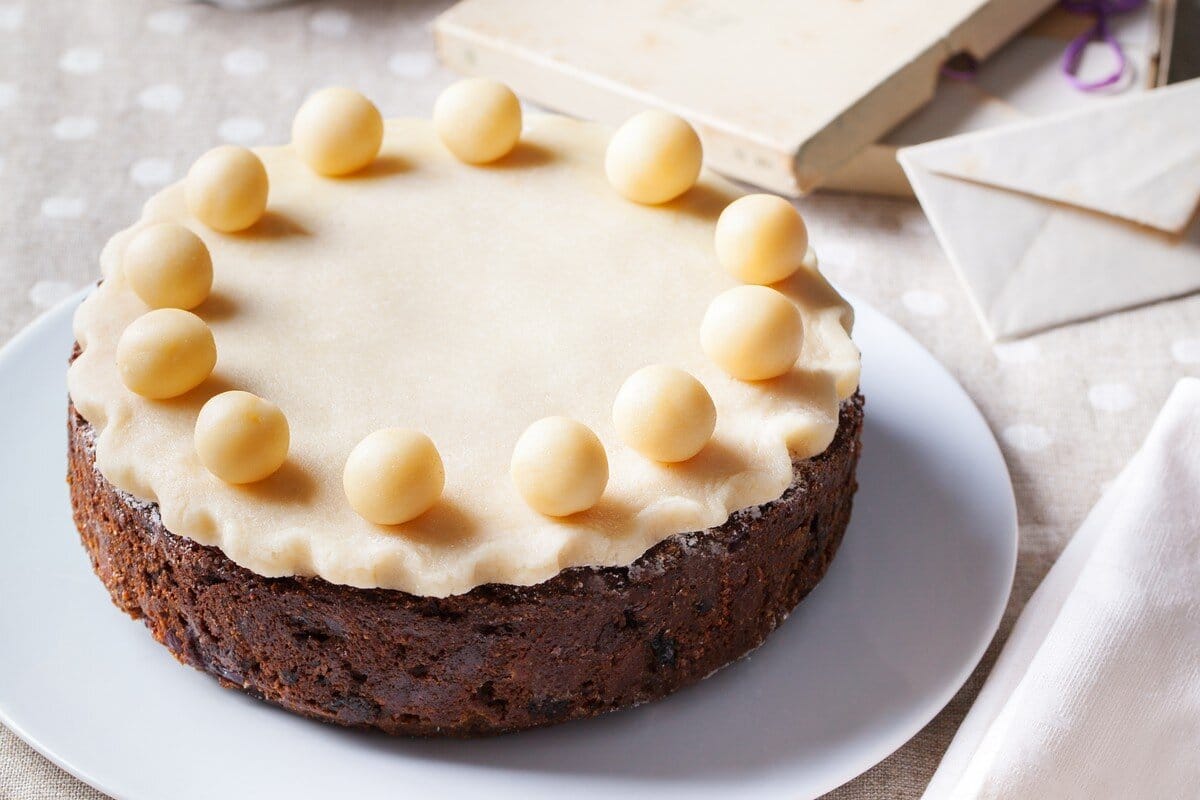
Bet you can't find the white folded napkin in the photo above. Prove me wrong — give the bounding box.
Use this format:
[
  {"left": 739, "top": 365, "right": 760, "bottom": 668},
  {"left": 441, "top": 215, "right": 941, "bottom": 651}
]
[
  {"left": 899, "top": 79, "right": 1200, "bottom": 341},
  {"left": 922, "top": 377, "right": 1200, "bottom": 799}
]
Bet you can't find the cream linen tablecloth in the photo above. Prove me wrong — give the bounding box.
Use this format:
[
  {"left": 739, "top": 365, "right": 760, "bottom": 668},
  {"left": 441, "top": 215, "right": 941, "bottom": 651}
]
[{"left": 1, "top": 2, "right": 1198, "bottom": 798}]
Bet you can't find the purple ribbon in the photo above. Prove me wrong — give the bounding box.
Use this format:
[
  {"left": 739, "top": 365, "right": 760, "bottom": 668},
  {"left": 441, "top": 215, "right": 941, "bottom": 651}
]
[{"left": 1059, "top": 0, "right": 1146, "bottom": 91}]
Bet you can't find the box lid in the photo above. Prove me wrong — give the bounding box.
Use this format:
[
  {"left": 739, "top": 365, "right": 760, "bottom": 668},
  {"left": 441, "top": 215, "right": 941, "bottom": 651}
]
[{"left": 434, "top": 0, "right": 1056, "bottom": 195}]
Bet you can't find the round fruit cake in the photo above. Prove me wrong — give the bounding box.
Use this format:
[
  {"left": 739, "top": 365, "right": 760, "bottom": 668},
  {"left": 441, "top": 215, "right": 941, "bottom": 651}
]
[{"left": 67, "top": 83, "right": 863, "bottom": 736}]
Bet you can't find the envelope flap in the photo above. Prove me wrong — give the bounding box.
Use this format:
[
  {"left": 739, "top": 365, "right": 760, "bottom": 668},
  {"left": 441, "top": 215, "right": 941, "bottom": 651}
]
[{"left": 903, "top": 79, "right": 1200, "bottom": 234}]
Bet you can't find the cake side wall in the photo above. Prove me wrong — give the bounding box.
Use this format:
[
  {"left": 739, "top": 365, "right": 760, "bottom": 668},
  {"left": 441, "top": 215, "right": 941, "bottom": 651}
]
[{"left": 67, "top": 395, "right": 863, "bottom": 737}]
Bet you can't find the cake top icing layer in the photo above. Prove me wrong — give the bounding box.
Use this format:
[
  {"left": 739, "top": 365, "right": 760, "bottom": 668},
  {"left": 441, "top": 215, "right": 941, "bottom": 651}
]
[{"left": 68, "top": 114, "right": 859, "bottom": 597}]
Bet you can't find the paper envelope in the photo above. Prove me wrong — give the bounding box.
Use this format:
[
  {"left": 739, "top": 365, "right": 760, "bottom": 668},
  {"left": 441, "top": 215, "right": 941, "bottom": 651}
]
[{"left": 898, "top": 78, "right": 1200, "bottom": 340}]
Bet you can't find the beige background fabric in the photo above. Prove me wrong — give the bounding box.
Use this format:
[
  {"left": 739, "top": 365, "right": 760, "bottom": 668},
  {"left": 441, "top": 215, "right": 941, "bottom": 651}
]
[{"left": 1, "top": 1, "right": 1197, "bottom": 797}]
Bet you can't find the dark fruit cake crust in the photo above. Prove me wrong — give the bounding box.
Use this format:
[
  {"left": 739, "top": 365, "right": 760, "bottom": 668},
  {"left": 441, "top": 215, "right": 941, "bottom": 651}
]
[{"left": 67, "top": 393, "right": 863, "bottom": 737}]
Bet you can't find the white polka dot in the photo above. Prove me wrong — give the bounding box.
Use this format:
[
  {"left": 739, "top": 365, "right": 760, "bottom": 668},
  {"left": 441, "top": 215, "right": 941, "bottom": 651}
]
[
  {"left": 0, "top": 5, "right": 24, "bottom": 32},
  {"left": 1087, "top": 382, "right": 1135, "bottom": 412},
  {"left": 217, "top": 116, "right": 265, "bottom": 145},
  {"left": 146, "top": 7, "right": 191, "bottom": 35},
  {"left": 1171, "top": 338, "right": 1200, "bottom": 364},
  {"left": 29, "top": 280, "right": 78, "bottom": 309},
  {"left": 388, "top": 50, "right": 435, "bottom": 79},
  {"left": 40, "top": 196, "right": 86, "bottom": 220},
  {"left": 59, "top": 47, "right": 103, "bottom": 74},
  {"left": 1002, "top": 423, "right": 1053, "bottom": 453},
  {"left": 130, "top": 157, "right": 174, "bottom": 187},
  {"left": 993, "top": 340, "right": 1042, "bottom": 364},
  {"left": 902, "top": 289, "right": 947, "bottom": 317},
  {"left": 309, "top": 8, "right": 352, "bottom": 37},
  {"left": 222, "top": 48, "right": 269, "bottom": 76},
  {"left": 0, "top": 82, "right": 15, "bottom": 108},
  {"left": 52, "top": 115, "right": 97, "bottom": 141},
  {"left": 137, "top": 83, "right": 184, "bottom": 112}
]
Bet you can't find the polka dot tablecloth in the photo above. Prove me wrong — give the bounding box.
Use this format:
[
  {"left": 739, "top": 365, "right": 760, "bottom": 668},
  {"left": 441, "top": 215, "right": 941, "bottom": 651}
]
[{"left": 1, "top": 1, "right": 1198, "bottom": 797}]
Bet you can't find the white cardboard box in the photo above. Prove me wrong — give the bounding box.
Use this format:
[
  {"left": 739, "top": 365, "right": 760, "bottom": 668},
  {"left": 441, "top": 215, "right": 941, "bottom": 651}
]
[{"left": 434, "top": 0, "right": 1055, "bottom": 195}]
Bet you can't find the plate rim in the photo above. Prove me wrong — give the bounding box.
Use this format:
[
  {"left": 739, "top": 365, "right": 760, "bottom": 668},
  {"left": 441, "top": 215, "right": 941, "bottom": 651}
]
[{"left": 0, "top": 288, "right": 1017, "bottom": 800}]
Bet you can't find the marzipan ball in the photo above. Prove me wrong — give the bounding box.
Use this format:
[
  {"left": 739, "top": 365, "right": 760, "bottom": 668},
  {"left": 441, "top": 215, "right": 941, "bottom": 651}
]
[
  {"left": 433, "top": 78, "right": 523, "bottom": 164},
  {"left": 511, "top": 417, "right": 608, "bottom": 517},
  {"left": 715, "top": 194, "right": 809, "bottom": 285},
  {"left": 605, "top": 109, "right": 702, "bottom": 205},
  {"left": 292, "top": 87, "right": 384, "bottom": 176},
  {"left": 194, "top": 391, "right": 290, "bottom": 484},
  {"left": 185, "top": 145, "right": 269, "bottom": 233},
  {"left": 123, "top": 223, "right": 214, "bottom": 310},
  {"left": 343, "top": 428, "right": 445, "bottom": 525},
  {"left": 115, "top": 309, "right": 217, "bottom": 399},
  {"left": 613, "top": 365, "right": 716, "bottom": 463},
  {"left": 701, "top": 285, "right": 803, "bottom": 381}
]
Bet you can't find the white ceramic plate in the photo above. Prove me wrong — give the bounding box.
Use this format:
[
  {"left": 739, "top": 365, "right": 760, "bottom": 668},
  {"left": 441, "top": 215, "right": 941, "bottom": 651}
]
[{"left": 0, "top": 291, "right": 1015, "bottom": 800}]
